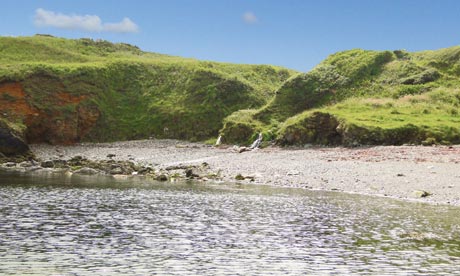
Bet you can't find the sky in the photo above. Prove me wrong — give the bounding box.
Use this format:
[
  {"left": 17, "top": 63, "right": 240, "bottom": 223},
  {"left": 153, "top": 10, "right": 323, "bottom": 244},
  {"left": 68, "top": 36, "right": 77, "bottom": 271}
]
[{"left": 1, "top": 0, "right": 460, "bottom": 71}]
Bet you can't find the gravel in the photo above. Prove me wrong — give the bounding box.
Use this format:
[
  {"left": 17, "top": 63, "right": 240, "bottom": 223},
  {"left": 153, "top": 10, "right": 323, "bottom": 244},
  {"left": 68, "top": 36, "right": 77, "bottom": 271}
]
[{"left": 30, "top": 139, "right": 460, "bottom": 206}]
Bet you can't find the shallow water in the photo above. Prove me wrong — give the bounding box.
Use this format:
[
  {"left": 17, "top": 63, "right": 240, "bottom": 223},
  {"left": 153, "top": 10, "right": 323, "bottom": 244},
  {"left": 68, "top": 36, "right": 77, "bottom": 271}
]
[{"left": 1, "top": 171, "right": 460, "bottom": 275}]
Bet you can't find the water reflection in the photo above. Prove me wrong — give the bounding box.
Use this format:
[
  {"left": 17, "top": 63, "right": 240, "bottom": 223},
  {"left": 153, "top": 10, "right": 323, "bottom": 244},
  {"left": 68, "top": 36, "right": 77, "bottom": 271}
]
[{"left": 1, "top": 171, "right": 460, "bottom": 275}]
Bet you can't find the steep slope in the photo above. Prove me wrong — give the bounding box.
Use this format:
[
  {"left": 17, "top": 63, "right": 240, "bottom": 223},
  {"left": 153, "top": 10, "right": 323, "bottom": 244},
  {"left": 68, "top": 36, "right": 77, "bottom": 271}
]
[
  {"left": 220, "top": 47, "right": 460, "bottom": 146},
  {"left": 0, "top": 35, "right": 295, "bottom": 145}
]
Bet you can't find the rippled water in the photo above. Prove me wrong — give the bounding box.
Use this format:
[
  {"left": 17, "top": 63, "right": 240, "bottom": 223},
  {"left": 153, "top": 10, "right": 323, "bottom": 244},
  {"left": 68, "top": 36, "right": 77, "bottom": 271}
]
[{"left": 1, "top": 171, "right": 460, "bottom": 275}]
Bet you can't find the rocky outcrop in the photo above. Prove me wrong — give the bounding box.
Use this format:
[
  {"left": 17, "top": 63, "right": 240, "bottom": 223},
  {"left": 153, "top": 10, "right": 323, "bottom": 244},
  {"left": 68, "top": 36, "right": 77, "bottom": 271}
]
[
  {"left": 0, "top": 119, "right": 31, "bottom": 160},
  {"left": 277, "top": 112, "right": 342, "bottom": 146},
  {"left": 277, "top": 112, "right": 443, "bottom": 147},
  {"left": 0, "top": 80, "right": 100, "bottom": 145}
]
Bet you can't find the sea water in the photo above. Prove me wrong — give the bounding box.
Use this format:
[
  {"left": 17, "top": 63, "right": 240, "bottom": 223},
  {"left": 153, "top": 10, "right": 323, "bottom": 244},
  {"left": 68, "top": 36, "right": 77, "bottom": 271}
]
[{"left": 1, "top": 171, "right": 460, "bottom": 275}]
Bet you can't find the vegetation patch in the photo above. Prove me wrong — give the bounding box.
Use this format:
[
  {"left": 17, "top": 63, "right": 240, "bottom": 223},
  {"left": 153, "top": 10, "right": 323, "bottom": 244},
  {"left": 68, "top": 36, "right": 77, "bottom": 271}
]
[
  {"left": 0, "top": 35, "right": 295, "bottom": 144},
  {"left": 221, "top": 47, "right": 460, "bottom": 146}
]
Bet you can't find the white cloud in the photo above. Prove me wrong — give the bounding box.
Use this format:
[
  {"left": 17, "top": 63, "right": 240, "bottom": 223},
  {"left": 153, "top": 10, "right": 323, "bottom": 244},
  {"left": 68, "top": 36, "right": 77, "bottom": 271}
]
[
  {"left": 243, "top": 12, "right": 258, "bottom": 24},
  {"left": 34, "top": 8, "right": 139, "bottom": 33},
  {"left": 103, "top": 18, "right": 138, "bottom": 33}
]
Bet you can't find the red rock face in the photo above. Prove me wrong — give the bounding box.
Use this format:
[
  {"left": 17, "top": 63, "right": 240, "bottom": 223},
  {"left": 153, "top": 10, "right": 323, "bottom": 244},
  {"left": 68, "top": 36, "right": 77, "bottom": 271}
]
[
  {"left": 0, "top": 82, "right": 40, "bottom": 118},
  {"left": 0, "top": 82, "right": 100, "bottom": 144}
]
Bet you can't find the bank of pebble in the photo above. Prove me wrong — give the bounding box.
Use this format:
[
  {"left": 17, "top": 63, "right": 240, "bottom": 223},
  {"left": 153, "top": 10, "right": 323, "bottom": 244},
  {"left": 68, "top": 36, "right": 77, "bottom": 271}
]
[{"left": 2, "top": 139, "right": 460, "bottom": 206}]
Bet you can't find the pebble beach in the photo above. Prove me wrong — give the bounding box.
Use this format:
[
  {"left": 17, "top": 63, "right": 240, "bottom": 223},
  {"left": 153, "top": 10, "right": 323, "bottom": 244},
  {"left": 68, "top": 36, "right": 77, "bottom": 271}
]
[{"left": 30, "top": 139, "right": 460, "bottom": 206}]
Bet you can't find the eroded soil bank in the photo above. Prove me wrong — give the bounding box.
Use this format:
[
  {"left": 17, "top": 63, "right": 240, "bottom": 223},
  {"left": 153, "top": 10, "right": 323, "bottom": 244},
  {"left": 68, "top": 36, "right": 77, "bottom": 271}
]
[{"left": 22, "top": 139, "right": 460, "bottom": 206}]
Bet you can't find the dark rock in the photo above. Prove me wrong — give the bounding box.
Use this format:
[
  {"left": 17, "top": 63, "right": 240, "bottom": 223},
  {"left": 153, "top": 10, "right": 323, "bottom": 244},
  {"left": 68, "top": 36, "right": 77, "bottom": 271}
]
[
  {"left": 156, "top": 174, "right": 168, "bottom": 181},
  {"left": 278, "top": 112, "right": 342, "bottom": 146},
  {"left": 69, "top": 156, "right": 88, "bottom": 166},
  {"left": 245, "top": 175, "right": 255, "bottom": 181},
  {"left": 0, "top": 122, "right": 31, "bottom": 157},
  {"left": 110, "top": 163, "right": 121, "bottom": 169},
  {"left": 235, "top": 174, "right": 245, "bottom": 180},
  {"left": 185, "top": 168, "right": 200, "bottom": 178},
  {"left": 138, "top": 167, "right": 153, "bottom": 175},
  {"left": 107, "top": 154, "right": 116, "bottom": 158},
  {"left": 52, "top": 159, "right": 68, "bottom": 168},
  {"left": 41, "top": 160, "right": 55, "bottom": 168},
  {"left": 414, "top": 190, "right": 431, "bottom": 198},
  {"left": 396, "top": 173, "right": 404, "bottom": 177},
  {"left": 238, "top": 147, "right": 250, "bottom": 153}
]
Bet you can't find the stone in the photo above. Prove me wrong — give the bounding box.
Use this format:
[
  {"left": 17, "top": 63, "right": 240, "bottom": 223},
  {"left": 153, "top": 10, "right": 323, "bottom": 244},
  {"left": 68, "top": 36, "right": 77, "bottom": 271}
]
[
  {"left": 235, "top": 174, "right": 245, "bottom": 180},
  {"left": 52, "top": 159, "right": 68, "bottom": 168},
  {"left": 287, "top": 170, "right": 300, "bottom": 176},
  {"left": 18, "top": 161, "right": 33, "bottom": 167},
  {"left": 3, "top": 162, "right": 16, "bottom": 167},
  {"left": 238, "top": 147, "right": 250, "bottom": 153},
  {"left": 69, "top": 155, "right": 85, "bottom": 164},
  {"left": 107, "top": 153, "right": 116, "bottom": 158},
  {"left": 185, "top": 169, "right": 193, "bottom": 178},
  {"left": 138, "top": 167, "right": 153, "bottom": 175},
  {"left": 245, "top": 175, "right": 255, "bottom": 181},
  {"left": 110, "top": 167, "right": 124, "bottom": 175},
  {"left": 156, "top": 174, "right": 168, "bottom": 181},
  {"left": 0, "top": 124, "right": 30, "bottom": 157},
  {"left": 73, "top": 167, "right": 99, "bottom": 175},
  {"left": 414, "top": 190, "right": 431, "bottom": 198},
  {"left": 41, "top": 160, "right": 55, "bottom": 168}
]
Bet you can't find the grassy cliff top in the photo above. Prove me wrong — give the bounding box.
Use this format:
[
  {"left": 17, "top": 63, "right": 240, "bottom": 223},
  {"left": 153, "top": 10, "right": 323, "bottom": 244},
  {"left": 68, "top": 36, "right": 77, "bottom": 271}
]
[
  {"left": 0, "top": 35, "right": 297, "bottom": 143},
  {"left": 220, "top": 46, "right": 460, "bottom": 146},
  {"left": 0, "top": 35, "right": 296, "bottom": 94}
]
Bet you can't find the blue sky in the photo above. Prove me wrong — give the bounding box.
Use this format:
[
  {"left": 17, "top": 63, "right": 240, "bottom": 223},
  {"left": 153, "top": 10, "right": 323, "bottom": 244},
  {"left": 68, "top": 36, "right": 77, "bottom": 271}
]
[{"left": 1, "top": 0, "right": 460, "bottom": 71}]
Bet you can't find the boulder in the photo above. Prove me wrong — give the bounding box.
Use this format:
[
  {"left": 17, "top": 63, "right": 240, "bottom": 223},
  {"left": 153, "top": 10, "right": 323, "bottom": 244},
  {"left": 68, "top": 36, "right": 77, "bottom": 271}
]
[
  {"left": 156, "top": 174, "right": 168, "bottom": 181},
  {"left": 41, "top": 160, "right": 55, "bottom": 168},
  {"left": 0, "top": 121, "right": 31, "bottom": 158}
]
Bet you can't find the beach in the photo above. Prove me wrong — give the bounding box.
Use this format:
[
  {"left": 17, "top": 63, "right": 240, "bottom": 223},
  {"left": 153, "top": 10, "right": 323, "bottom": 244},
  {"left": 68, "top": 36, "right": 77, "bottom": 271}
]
[{"left": 29, "top": 139, "right": 460, "bottom": 206}]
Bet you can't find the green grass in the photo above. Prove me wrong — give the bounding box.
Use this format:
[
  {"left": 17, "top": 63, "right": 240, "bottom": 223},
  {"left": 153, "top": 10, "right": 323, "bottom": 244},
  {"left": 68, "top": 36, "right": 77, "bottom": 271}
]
[
  {"left": 3, "top": 35, "right": 460, "bottom": 146},
  {"left": 221, "top": 47, "right": 460, "bottom": 146},
  {"left": 0, "top": 35, "right": 296, "bottom": 143}
]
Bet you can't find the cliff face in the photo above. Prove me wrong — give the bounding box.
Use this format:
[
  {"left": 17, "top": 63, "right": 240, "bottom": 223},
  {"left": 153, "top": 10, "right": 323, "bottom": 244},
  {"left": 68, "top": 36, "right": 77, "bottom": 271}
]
[
  {"left": 0, "top": 35, "right": 295, "bottom": 146},
  {"left": 0, "top": 81, "right": 99, "bottom": 144}
]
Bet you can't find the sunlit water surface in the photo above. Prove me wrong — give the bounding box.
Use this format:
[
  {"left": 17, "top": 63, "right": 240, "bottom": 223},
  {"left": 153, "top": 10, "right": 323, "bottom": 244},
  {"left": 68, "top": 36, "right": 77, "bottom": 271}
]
[{"left": 1, "top": 171, "right": 460, "bottom": 275}]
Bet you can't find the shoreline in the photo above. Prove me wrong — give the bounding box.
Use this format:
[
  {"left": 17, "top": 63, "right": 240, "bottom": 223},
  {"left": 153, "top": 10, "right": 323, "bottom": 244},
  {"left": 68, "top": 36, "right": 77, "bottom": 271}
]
[{"left": 8, "top": 139, "right": 460, "bottom": 206}]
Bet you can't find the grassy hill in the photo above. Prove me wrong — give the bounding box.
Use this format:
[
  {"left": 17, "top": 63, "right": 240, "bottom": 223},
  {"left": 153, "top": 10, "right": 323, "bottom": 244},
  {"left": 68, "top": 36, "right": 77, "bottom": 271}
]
[
  {"left": 220, "top": 47, "right": 460, "bottom": 146},
  {"left": 0, "top": 35, "right": 295, "bottom": 144},
  {"left": 2, "top": 35, "right": 459, "bottom": 150}
]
